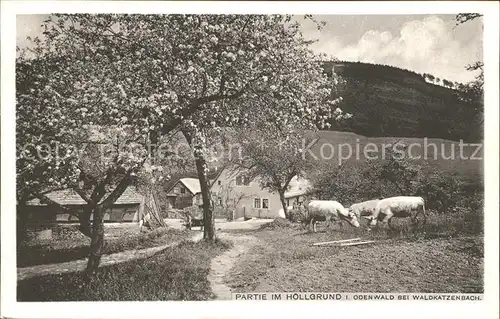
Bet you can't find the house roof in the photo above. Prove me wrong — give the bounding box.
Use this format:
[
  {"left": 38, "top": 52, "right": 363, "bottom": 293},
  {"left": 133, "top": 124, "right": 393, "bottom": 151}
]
[
  {"left": 179, "top": 178, "right": 201, "bottom": 195},
  {"left": 162, "top": 167, "right": 222, "bottom": 194},
  {"left": 285, "top": 176, "right": 312, "bottom": 199},
  {"left": 208, "top": 167, "right": 226, "bottom": 187},
  {"left": 26, "top": 186, "right": 143, "bottom": 206},
  {"left": 208, "top": 165, "right": 255, "bottom": 187}
]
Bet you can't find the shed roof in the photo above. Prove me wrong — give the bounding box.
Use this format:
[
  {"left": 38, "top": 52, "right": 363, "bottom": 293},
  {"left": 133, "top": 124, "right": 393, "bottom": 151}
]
[
  {"left": 26, "top": 187, "right": 143, "bottom": 206},
  {"left": 179, "top": 178, "right": 201, "bottom": 195}
]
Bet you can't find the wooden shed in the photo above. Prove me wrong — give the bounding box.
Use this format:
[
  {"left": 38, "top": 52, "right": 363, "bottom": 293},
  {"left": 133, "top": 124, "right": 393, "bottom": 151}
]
[
  {"left": 22, "top": 186, "right": 145, "bottom": 223},
  {"left": 164, "top": 178, "right": 202, "bottom": 210}
]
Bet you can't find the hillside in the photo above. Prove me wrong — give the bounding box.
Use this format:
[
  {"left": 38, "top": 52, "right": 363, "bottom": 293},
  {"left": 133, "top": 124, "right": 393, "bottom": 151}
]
[
  {"left": 321, "top": 61, "right": 483, "bottom": 142},
  {"left": 161, "top": 130, "right": 483, "bottom": 187},
  {"left": 308, "top": 130, "right": 483, "bottom": 182}
]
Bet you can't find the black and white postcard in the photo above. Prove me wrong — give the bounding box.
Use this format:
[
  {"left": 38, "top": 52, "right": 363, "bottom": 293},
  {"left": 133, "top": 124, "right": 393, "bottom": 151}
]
[{"left": 1, "top": 1, "right": 498, "bottom": 319}]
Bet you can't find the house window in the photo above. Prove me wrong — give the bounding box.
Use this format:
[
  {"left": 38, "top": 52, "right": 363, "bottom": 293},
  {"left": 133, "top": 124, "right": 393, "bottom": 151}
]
[
  {"left": 254, "top": 198, "right": 261, "bottom": 208},
  {"left": 243, "top": 176, "right": 250, "bottom": 185},
  {"left": 180, "top": 187, "right": 186, "bottom": 194},
  {"left": 287, "top": 199, "right": 290, "bottom": 206},
  {"left": 218, "top": 197, "right": 222, "bottom": 206},
  {"left": 262, "top": 199, "right": 269, "bottom": 209},
  {"left": 218, "top": 180, "right": 221, "bottom": 186}
]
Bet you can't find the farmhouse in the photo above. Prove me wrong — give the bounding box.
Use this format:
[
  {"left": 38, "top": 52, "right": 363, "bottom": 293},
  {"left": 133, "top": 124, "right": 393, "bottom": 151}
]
[
  {"left": 210, "top": 168, "right": 281, "bottom": 219},
  {"left": 160, "top": 167, "right": 312, "bottom": 219},
  {"left": 165, "top": 178, "right": 203, "bottom": 209},
  {"left": 21, "top": 186, "right": 145, "bottom": 223},
  {"left": 209, "top": 168, "right": 311, "bottom": 219}
]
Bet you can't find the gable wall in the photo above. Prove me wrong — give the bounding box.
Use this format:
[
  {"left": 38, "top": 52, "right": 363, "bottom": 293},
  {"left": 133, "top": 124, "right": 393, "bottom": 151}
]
[
  {"left": 166, "top": 181, "right": 195, "bottom": 209},
  {"left": 211, "top": 169, "right": 281, "bottom": 219}
]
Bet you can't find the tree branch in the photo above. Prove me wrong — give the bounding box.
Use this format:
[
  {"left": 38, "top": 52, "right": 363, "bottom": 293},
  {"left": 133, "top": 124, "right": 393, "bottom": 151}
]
[
  {"left": 73, "top": 187, "right": 91, "bottom": 204},
  {"left": 100, "top": 159, "right": 146, "bottom": 209}
]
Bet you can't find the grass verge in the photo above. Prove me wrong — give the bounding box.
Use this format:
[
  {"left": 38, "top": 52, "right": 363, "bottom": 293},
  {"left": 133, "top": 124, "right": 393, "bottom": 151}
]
[
  {"left": 18, "top": 238, "right": 232, "bottom": 301},
  {"left": 18, "top": 226, "right": 191, "bottom": 267}
]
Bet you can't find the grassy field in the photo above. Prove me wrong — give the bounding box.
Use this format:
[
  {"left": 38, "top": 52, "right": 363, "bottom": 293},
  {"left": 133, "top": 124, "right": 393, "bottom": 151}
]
[
  {"left": 18, "top": 225, "right": 191, "bottom": 267},
  {"left": 225, "top": 220, "right": 483, "bottom": 294},
  {"left": 17, "top": 239, "right": 232, "bottom": 301},
  {"left": 312, "top": 130, "right": 483, "bottom": 180}
]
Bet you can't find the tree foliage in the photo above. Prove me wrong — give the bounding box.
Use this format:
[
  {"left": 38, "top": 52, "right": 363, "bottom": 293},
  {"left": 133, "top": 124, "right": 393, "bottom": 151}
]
[
  {"left": 454, "top": 13, "right": 484, "bottom": 140},
  {"left": 455, "top": 13, "right": 483, "bottom": 25},
  {"left": 17, "top": 14, "right": 343, "bottom": 264},
  {"left": 227, "top": 124, "right": 317, "bottom": 217},
  {"left": 310, "top": 143, "right": 423, "bottom": 205},
  {"left": 329, "top": 60, "right": 482, "bottom": 142}
]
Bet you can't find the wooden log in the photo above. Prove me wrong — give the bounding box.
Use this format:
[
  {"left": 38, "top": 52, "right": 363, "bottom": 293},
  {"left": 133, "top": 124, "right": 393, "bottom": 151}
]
[
  {"left": 339, "top": 240, "right": 375, "bottom": 247},
  {"left": 312, "top": 238, "right": 362, "bottom": 246}
]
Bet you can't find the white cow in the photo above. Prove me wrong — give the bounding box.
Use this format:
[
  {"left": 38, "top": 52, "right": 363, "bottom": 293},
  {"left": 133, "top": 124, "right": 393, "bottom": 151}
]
[
  {"left": 307, "top": 200, "right": 360, "bottom": 232},
  {"left": 368, "top": 196, "right": 426, "bottom": 229},
  {"left": 348, "top": 199, "right": 382, "bottom": 219}
]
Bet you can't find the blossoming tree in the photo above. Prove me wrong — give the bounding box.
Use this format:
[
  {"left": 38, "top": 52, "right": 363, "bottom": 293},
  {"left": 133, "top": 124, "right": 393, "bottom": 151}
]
[
  {"left": 226, "top": 104, "right": 351, "bottom": 219},
  {"left": 17, "top": 15, "right": 345, "bottom": 268},
  {"left": 172, "top": 15, "right": 349, "bottom": 238}
]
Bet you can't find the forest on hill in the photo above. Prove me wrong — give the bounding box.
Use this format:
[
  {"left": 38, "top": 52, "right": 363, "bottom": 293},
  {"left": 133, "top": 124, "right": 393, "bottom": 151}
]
[{"left": 321, "top": 61, "right": 483, "bottom": 142}]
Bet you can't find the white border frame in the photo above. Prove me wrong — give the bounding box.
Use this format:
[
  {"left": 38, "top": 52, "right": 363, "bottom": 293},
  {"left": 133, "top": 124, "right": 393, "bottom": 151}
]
[{"left": 2, "top": 2, "right": 499, "bottom": 319}]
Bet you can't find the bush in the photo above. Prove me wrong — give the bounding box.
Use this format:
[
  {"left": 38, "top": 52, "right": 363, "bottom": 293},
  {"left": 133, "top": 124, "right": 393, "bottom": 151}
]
[
  {"left": 309, "top": 154, "right": 483, "bottom": 237},
  {"left": 146, "top": 227, "right": 170, "bottom": 239},
  {"left": 414, "top": 172, "right": 483, "bottom": 236},
  {"left": 164, "top": 209, "right": 186, "bottom": 219},
  {"left": 285, "top": 206, "right": 309, "bottom": 224},
  {"left": 260, "top": 218, "right": 295, "bottom": 230},
  {"left": 415, "top": 172, "right": 473, "bottom": 213},
  {"left": 417, "top": 206, "right": 483, "bottom": 238},
  {"left": 52, "top": 224, "right": 88, "bottom": 240}
]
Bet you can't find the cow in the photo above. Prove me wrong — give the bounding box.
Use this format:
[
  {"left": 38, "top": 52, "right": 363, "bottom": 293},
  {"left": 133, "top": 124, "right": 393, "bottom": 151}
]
[
  {"left": 306, "top": 200, "right": 360, "bottom": 232},
  {"left": 367, "top": 196, "right": 426, "bottom": 229},
  {"left": 348, "top": 199, "right": 382, "bottom": 220}
]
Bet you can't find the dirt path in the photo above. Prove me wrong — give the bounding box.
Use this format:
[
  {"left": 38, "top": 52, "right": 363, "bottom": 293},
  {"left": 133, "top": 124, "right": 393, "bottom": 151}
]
[
  {"left": 208, "top": 232, "right": 259, "bottom": 300},
  {"left": 17, "top": 232, "right": 203, "bottom": 281}
]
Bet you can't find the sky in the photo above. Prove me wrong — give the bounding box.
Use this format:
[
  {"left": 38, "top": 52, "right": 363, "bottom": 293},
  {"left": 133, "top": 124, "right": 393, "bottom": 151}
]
[
  {"left": 296, "top": 14, "right": 483, "bottom": 84},
  {"left": 17, "top": 14, "right": 483, "bottom": 84}
]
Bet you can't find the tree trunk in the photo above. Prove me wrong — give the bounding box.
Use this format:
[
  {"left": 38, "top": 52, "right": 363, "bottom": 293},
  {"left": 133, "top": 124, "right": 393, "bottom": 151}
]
[
  {"left": 182, "top": 128, "right": 215, "bottom": 241},
  {"left": 83, "top": 172, "right": 134, "bottom": 274},
  {"left": 86, "top": 205, "right": 105, "bottom": 274},
  {"left": 278, "top": 190, "right": 288, "bottom": 220},
  {"left": 194, "top": 152, "right": 215, "bottom": 241},
  {"left": 79, "top": 206, "right": 93, "bottom": 238}
]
